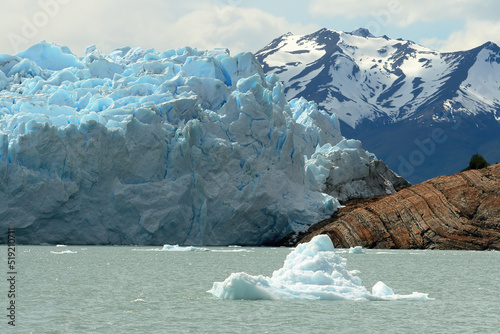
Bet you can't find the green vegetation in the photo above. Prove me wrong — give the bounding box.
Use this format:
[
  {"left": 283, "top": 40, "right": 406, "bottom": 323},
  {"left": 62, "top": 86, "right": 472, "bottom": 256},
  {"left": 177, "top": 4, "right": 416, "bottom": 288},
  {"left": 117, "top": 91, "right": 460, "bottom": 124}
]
[{"left": 463, "top": 153, "right": 490, "bottom": 171}]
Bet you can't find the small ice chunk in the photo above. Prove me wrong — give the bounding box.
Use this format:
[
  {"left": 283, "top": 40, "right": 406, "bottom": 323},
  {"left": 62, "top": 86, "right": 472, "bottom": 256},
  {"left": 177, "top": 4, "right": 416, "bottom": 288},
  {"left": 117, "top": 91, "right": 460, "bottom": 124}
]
[
  {"left": 161, "top": 244, "right": 209, "bottom": 252},
  {"left": 211, "top": 249, "right": 252, "bottom": 253},
  {"left": 349, "top": 246, "right": 364, "bottom": 253},
  {"left": 371, "top": 281, "right": 394, "bottom": 297},
  {"left": 371, "top": 281, "right": 431, "bottom": 301},
  {"left": 50, "top": 250, "right": 77, "bottom": 254},
  {"left": 130, "top": 298, "right": 146, "bottom": 303}
]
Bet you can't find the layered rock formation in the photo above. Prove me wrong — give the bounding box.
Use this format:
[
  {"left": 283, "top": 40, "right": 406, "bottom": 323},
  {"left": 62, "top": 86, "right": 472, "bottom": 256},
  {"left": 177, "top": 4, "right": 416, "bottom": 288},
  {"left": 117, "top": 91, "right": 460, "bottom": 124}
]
[{"left": 296, "top": 164, "right": 500, "bottom": 250}]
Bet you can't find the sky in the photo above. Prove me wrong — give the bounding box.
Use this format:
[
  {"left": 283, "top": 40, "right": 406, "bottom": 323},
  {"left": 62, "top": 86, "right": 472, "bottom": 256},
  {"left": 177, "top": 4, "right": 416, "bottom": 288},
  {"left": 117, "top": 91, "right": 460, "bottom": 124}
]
[{"left": 1, "top": 0, "right": 499, "bottom": 56}]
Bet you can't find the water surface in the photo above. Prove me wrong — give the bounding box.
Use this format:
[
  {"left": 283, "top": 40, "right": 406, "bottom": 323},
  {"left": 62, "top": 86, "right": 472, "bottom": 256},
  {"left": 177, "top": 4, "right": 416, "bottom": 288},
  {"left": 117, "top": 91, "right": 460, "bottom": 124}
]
[{"left": 1, "top": 246, "right": 499, "bottom": 333}]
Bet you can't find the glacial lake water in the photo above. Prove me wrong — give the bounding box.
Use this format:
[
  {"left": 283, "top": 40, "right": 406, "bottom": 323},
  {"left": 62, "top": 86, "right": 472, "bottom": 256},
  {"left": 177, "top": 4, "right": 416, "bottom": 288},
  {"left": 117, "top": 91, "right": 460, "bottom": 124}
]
[{"left": 1, "top": 245, "right": 499, "bottom": 333}]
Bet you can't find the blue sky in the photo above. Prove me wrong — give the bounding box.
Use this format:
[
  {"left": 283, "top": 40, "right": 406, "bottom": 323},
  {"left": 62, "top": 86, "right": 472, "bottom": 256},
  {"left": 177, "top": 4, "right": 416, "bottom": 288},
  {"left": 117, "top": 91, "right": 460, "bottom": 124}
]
[{"left": 1, "top": 0, "right": 499, "bottom": 56}]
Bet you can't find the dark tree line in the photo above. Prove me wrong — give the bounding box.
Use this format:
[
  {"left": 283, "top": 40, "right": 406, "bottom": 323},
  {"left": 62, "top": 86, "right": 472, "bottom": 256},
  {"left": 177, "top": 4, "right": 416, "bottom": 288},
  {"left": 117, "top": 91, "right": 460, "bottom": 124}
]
[{"left": 463, "top": 153, "right": 490, "bottom": 171}]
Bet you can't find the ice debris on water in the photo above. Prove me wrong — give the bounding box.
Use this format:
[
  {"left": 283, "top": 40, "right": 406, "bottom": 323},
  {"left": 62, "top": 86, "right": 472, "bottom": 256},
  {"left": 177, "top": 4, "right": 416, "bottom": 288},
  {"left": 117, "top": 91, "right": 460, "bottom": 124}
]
[
  {"left": 50, "top": 250, "right": 77, "bottom": 254},
  {"left": 349, "top": 246, "right": 364, "bottom": 253},
  {"left": 160, "top": 245, "right": 210, "bottom": 252},
  {"left": 208, "top": 235, "right": 431, "bottom": 301}
]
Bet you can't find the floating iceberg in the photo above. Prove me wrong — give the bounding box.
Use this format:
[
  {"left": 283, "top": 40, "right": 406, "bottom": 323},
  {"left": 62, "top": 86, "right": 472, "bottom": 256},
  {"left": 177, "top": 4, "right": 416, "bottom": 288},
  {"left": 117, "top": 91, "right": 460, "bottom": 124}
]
[
  {"left": 132, "top": 245, "right": 250, "bottom": 252},
  {"left": 160, "top": 244, "right": 209, "bottom": 252},
  {"left": 208, "top": 235, "right": 431, "bottom": 301},
  {"left": 349, "top": 246, "right": 364, "bottom": 253},
  {"left": 0, "top": 42, "right": 404, "bottom": 245},
  {"left": 211, "top": 249, "right": 253, "bottom": 253},
  {"left": 50, "top": 250, "right": 77, "bottom": 254}
]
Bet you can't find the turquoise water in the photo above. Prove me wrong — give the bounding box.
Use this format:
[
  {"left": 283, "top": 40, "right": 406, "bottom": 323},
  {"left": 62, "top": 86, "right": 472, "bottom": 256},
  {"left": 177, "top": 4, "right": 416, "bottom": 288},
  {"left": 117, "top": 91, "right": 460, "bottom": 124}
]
[{"left": 1, "top": 246, "right": 499, "bottom": 333}]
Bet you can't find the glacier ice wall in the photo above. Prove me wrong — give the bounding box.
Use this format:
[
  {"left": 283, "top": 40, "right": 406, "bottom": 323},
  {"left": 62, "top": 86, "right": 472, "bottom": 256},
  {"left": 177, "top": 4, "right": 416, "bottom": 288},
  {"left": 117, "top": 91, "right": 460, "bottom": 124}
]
[
  {"left": 0, "top": 42, "right": 400, "bottom": 245},
  {"left": 305, "top": 139, "right": 410, "bottom": 202}
]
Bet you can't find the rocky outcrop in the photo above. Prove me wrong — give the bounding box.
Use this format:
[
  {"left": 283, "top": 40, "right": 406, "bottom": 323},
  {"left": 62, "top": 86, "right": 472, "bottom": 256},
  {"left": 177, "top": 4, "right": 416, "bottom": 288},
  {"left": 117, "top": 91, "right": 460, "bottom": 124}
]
[
  {"left": 296, "top": 164, "right": 500, "bottom": 250},
  {"left": 324, "top": 160, "right": 411, "bottom": 203}
]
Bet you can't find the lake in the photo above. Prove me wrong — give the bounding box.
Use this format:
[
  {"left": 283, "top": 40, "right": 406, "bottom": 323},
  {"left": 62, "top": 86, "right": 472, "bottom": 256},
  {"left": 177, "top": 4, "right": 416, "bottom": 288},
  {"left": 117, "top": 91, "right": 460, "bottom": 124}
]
[{"left": 1, "top": 245, "right": 499, "bottom": 333}]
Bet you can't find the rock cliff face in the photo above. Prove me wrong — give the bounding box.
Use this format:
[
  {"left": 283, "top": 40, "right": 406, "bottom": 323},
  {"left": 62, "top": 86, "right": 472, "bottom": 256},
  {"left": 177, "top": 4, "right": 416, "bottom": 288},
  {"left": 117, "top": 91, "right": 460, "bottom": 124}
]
[{"left": 296, "top": 164, "right": 500, "bottom": 250}]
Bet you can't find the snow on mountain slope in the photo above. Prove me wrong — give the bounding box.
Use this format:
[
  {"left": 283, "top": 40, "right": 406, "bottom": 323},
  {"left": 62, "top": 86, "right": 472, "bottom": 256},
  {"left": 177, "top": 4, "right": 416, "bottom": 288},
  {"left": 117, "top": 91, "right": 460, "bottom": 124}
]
[
  {"left": 256, "top": 29, "right": 500, "bottom": 183},
  {"left": 257, "top": 28, "right": 500, "bottom": 127},
  {"left": 0, "top": 42, "right": 405, "bottom": 245}
]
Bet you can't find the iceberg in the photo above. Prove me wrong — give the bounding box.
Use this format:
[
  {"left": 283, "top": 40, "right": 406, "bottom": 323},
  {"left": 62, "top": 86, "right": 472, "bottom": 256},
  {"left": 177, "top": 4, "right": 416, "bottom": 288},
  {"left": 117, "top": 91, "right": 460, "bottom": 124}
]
[
  {"left": 208, "top": 235, "right": 431, "bottom": 300},
  {"left": 349, "top": 246, "right": 364, "bottom": 253},
  {"left": 50, "top": 250, "right": 77, "bottom": 254},
  {"left": 0, "top": 42, "right": 404, "bottom": 245},
  {"left": 160, "top": 245, "right": 209, "bottom": 252}
]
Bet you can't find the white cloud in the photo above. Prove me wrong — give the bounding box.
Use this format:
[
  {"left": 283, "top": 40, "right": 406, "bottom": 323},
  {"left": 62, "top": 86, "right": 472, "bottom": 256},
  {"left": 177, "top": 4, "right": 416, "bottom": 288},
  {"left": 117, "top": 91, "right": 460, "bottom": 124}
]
[
  {"left": 0, "top": 0, "right": 318, "bottom": 56},
  {"left": 309, "top": 0, "right": 500, "bottom": 27},
  {"left": 421, "top": 19, "right": 500, "bottom": 52},
  {"left": 309, "top": 0, "right": 500, "bottom": 51},
  {"left": 167, "top": 6, "right": 319, "bottom": 54},
  {"left": 2, "top": 0, "right": 497, "bottom": 57}
]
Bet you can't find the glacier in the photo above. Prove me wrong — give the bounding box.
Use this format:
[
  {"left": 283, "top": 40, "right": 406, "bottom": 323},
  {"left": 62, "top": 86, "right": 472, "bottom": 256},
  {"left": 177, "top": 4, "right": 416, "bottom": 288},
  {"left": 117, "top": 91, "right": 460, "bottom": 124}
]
[
  {"left": 0, "top": 42, "right": 404, "bottom": 245},
  {"left": 208, "top": 235, "right": 431, "bottom": 300}
]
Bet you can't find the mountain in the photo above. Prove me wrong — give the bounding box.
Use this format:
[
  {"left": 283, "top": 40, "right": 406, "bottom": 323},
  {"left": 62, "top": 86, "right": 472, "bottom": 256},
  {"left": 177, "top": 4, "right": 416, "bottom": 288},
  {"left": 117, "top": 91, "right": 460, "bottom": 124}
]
[
  {"left": 294, "top": 163, "right": 500, "bottom": 250},
  {"left": 256, "top": 28, "right": 500, "bottom": 183},
  {"left": 0, "top": 42, "right": 406, "bottom": 246}
]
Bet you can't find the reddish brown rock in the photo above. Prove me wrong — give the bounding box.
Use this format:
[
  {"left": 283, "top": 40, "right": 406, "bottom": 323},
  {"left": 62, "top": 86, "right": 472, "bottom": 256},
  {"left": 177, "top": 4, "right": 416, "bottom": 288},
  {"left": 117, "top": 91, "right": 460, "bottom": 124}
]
[{"left": 296, "top": 163, "right": 500, "bottom": 250}]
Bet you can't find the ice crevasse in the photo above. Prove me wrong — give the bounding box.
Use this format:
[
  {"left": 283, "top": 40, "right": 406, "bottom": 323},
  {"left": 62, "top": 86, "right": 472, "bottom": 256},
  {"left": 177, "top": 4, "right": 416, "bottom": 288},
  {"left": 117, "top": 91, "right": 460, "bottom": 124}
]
[{"left": 1, "top": 42, "right": 402, "bottom": 245}]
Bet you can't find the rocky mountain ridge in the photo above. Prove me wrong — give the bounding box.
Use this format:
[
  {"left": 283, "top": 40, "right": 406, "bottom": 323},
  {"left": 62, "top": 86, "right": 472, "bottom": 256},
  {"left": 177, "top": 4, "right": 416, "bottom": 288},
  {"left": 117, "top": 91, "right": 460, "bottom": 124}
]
[{"left": 256, "top": 28, "right": 500, "bottom": 183}]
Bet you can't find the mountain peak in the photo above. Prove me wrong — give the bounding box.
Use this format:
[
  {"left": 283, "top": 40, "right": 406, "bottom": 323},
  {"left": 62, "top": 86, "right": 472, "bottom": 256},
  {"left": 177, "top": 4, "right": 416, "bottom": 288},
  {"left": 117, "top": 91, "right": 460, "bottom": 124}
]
[
  {"left": 482, "top": 41, "right": 500, "bottom": 52},
  {"left": 350, "top": 28, "right": 375, "bottom": 38},
  {"left": 255, "top": 28, "right": 500, "bottom": 183}
]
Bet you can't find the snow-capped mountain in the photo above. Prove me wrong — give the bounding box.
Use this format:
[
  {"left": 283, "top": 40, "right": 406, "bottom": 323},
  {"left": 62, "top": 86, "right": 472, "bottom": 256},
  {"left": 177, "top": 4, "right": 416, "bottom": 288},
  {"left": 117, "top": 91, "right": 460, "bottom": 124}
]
[{"left": 256, "top": 28, "right": 500, "bottom": 183}]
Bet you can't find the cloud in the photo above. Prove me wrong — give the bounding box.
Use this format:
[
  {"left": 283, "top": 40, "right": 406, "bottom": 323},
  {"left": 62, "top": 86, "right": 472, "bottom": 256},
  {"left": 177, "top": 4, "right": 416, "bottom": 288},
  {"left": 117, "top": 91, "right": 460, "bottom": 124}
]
[
  {"left": 168, "top": 6, "right": 319, "bottom": 54},
  {"left": 309, "top": 0, "right": 500, "bottom": 51},
  {"left": 421, "top": 19, "right": 500, "bottom": 52},
  {"left": 0, "top": 0, "right": 318, "bottom": 56},
  {"left": 309, "top": 0, "right": 500, "bottom": 27}
]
